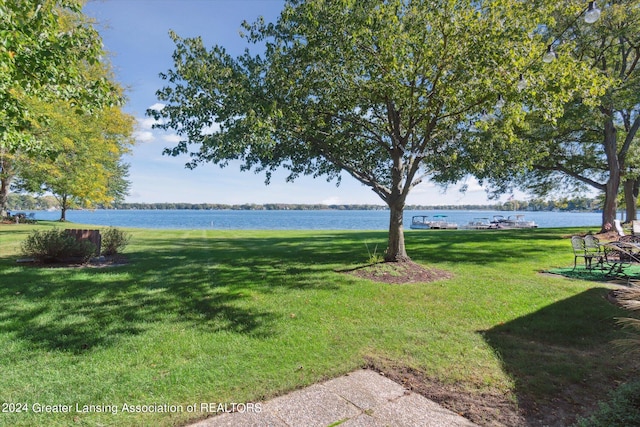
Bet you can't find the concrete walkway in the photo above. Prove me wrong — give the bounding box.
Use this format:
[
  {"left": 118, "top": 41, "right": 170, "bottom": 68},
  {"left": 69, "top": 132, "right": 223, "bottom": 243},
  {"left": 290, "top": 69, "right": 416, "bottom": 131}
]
[{"left": 188, "top": 369, "right": 477, "bottom": 427}]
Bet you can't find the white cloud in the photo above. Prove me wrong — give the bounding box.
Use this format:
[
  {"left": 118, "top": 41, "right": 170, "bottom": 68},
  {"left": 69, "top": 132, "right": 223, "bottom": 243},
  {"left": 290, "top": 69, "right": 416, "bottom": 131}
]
[
  {"left": 411, "top": 181, "right": 437, "bottom": 194},
  {"left": 461, "top": 177, "right": 485, "bottom": 193},
  {"left": 162, "top": 133, "right": 182, "bottom": 144},
  {"left": 133, "top": 130, "right": 154, "bottom": 143},
  {"left": 138, "top": 117, "right": 159, "bottom": 130},
  {"left": 148, "top": 103, "right": 165, "bottom": 111},
  {"left": 321, "top": 196, "right": 342, "bottom": 205}
]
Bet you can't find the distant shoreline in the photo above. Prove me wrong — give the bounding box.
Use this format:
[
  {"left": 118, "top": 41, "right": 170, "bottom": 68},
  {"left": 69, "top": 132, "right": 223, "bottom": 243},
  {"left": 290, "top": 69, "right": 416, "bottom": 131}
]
[
  {"left": 8, "top": 196, "right": 602, "bottom": 213},
  {"left": 86, "top": 202, "right": 599, "bottom": 213}
]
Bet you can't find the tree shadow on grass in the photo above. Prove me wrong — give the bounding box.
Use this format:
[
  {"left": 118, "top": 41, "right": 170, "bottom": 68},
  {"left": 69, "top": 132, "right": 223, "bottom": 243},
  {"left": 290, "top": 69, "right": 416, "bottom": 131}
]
[
  {"left": 0, "top": 231, "right": 393, "bottom": 354},
  {"left": 406, "top": 228, "right": 568, "bottom": 266},
  {"left": 0, "top": 258, "right": 280, "bottom": 354},
  {"left": 481, "top": 287, "right": 640, "bottom": 426},
  {"left": 0, "top": 228, "right": 576, "bottom": 355}
]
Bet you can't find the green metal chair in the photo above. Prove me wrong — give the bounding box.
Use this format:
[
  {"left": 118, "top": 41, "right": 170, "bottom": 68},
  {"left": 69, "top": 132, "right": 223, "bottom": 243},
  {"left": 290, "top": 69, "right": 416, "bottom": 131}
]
[
  {"left": 571, "top": 236, "right": 589, "bottom": 270},
  {"left": 583, "top": 235, "right": 604, "bottom": 270}
]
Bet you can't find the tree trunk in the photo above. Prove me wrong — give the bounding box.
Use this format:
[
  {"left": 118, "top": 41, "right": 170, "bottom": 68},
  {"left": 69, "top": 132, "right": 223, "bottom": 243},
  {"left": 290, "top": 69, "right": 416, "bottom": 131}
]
[
  {"left": 602, "top": 181, "right": 618, "bottom": 232},
  {"left": 60, "top": 195, "right": 68, "bottom": 221},
  {"left": 0, "top": 157, "right": 13, "bottom": 218},
  {"left": 601, "top": 118, "right": 620, "bottom": 232},
  {"left": 623, "top": 178, "right": 639, "bottom": 223},
  {"left": 385, "top": 199, "right": 410, "bottom": 262},
  {"left": 0, "top": 176, "right": 9, "bottom": 218}
]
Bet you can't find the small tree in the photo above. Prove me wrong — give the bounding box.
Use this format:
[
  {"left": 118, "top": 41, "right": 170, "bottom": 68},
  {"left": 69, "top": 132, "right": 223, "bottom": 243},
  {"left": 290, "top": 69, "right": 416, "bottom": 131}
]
[{"left": 14, "top": 100, "right": 134, "bottom": 221}]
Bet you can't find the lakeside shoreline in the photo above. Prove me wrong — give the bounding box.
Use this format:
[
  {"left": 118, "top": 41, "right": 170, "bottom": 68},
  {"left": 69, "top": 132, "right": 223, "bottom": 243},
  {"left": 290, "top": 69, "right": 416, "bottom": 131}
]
[
  {"left": 12, "top": 209, "right": 604, "bottom": 230},
  {"left": 9, "top": 204, "right": 602, "bottom": 213}
]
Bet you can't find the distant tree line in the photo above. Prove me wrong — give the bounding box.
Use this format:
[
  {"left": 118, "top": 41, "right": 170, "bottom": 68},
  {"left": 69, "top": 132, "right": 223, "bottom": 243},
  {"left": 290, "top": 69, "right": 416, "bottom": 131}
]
[
  {"left": 104, "top": 202, "right": 390, "bottom": 211},
  {"left": 6, "top": 195, "right": 58, "bottom": 211},
  {"left": 7, "top": 194, "right": 603, "bottom": 212},
  {"left": 412, "top": 196, "right": 602, "bottom": 212}
]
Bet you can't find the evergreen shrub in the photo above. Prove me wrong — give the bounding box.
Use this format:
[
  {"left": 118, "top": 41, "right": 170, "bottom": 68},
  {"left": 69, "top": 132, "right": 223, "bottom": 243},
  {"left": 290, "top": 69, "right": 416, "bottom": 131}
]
[{"left": 21, "top": 228, "right": 96, "bottom": 262}]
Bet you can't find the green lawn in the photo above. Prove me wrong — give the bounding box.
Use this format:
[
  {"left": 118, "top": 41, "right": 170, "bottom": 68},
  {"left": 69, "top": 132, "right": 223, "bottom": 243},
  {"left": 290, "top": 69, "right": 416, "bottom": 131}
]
[{"left": 0, "top": 222, "right": 637, "bottom": 426}]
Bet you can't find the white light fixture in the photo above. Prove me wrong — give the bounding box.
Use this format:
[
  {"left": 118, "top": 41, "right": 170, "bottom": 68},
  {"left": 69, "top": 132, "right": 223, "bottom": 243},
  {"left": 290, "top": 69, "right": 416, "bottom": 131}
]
[
  {"left": 495, "top": 94, "right": 505, "bottom": 109},
  {"left": 517, "top": 74, "right": 527, "bottom": 91},
  {"left": 584, "top": 1, "right": 601, "bottom": 24},
  {"left": 542, "top": 45, "right": 557, "bottom": 63}
]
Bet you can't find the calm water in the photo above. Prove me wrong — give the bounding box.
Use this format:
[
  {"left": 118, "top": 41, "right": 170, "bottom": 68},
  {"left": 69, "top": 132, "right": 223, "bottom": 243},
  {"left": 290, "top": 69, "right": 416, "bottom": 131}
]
[{"left": 28, "top": 209, "right": 603, "bottom": 230}]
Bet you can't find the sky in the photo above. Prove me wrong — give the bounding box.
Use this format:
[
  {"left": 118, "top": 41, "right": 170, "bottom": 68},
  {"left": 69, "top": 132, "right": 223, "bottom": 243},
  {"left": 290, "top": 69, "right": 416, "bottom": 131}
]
[{"left": 82, "top": 0, "right": 515, "bottom": 206}]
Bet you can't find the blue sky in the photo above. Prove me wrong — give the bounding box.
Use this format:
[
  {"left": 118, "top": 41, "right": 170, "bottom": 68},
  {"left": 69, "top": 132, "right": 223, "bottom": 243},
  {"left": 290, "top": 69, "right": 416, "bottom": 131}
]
[{"left": 83, "top": 0, "right": 511, "bottom": 206}]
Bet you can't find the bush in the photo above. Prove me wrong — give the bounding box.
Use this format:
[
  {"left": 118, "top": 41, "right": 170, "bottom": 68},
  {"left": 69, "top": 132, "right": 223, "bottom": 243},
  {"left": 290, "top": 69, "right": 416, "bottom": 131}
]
[
  {"left": 101, "top": 227, "right": 130, "bottom": 255},
  {"left": 21, "top": 228, "right": 97, "bottom": 262},
  {"left": 574, "top": 381, "right": 640, "bottom": 427}
]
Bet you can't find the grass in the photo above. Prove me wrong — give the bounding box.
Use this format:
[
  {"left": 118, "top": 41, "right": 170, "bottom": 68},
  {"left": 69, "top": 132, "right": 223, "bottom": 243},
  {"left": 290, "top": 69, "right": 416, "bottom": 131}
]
[{"left": 0, "top": 222, "right": 638, "bottom": 426}]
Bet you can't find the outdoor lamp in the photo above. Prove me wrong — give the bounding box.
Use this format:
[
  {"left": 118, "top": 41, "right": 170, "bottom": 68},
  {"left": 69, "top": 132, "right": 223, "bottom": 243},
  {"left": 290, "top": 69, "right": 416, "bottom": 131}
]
[
  {"left": 517, "top": 74, "right": 527, "bottom": 91},
  {"left": 495, "top": 94, "right": 505, "bottom": 109},
  {"left": 584, "top": 1, "right": 601, "bottom": 24},
  {"left": 542, "top": 45, "right": 557, "bottom": 63}
]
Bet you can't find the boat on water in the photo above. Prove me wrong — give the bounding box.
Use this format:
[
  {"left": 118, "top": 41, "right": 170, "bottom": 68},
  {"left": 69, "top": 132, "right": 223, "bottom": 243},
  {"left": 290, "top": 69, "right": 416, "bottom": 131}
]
[
  {"left": 409, "top": 215, "right": 458, "bottom": 230},
  {"left": 409, "top": 215, "right": 432, "bottom": 229},
  {"left": 462, "top": 217, "right": 495, "bottom": 230},
  {"left": 491, "top": 214, "right": 537, "bottom": 229},
  {"left": 429, "top": 215, "right": 458, "bottom": 229}
]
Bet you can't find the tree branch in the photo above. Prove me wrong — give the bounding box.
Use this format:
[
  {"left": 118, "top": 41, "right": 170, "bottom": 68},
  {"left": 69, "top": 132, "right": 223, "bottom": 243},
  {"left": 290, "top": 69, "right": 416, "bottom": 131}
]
[{"left": 534, "top": 163, "right": 605, "bottom": 191}]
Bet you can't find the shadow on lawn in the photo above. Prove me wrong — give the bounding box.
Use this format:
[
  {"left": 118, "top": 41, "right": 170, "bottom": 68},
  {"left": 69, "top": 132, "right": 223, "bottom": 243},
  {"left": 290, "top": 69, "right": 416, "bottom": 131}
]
[
  {"left": 0, "top": 231, "right": 389, "bottom": 354},
  {"left": 407, "top": 228, "right": 565, "bottom": 266},
  {"left": 481, "top": 287, "right": 639, "bottom": 426},
  {"left": 0, "top": 228, "right": 572, "bottom": 355},
  {"left": 0, "top": 266, "right": 276, "bottom": 353}
]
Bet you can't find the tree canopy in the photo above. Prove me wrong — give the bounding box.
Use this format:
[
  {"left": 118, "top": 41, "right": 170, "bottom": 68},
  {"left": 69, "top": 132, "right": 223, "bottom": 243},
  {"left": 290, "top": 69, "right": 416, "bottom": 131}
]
[
  {"left": 151, "top": 0, "right": 602, "bottom": 261},
  {"left": 1, "top": 0, "right": 121, "bottom": 152},
  {"left": 0, "top": 0, "right": 132, "bottom": 218},
  {"left": 14, "top": 99, "right": 134, "bottom": 221},
  {"left": 471, "top": 0, "right": 640, "bottom": 230}
]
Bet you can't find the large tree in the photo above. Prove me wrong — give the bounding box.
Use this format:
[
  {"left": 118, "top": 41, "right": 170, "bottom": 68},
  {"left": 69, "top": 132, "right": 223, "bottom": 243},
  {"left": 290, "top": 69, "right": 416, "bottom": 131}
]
[
  {"left": 151, "top": 0, "right": 596, "bottom": 261},
  {"left": 0, "top": 0, "right": 123, "bottom": 217},
  {"left": 471, "top": 0, "right": 640, "bottom": 230}
]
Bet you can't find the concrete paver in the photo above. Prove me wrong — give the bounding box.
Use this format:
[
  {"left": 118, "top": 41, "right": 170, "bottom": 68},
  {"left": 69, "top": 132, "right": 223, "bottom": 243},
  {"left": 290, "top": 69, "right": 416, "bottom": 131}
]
[{"left": 188, "top": 369, "right": 477, "bottom": 427}]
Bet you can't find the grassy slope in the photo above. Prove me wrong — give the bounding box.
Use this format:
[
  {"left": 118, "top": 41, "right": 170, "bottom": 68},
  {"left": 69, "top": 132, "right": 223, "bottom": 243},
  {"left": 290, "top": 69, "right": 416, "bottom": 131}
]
[{"left": 0, "top": 222, "right": 636, "bottom": 426}]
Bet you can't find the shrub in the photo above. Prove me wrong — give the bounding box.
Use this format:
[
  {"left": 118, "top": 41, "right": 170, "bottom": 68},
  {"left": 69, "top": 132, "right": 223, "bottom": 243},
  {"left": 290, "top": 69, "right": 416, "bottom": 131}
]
[
  {"left": 574, "top": 381, "right": 640, "bottom": 427},
  {"left": 101, "top": 227, "right": 131, "bottom": 255},
  {"left": 21, "top": 228, "right": 97, "bottom": 262}
]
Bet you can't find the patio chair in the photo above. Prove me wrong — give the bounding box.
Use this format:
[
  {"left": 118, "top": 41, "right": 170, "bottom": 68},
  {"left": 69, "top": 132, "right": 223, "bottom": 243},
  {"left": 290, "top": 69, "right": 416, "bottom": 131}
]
[
  {"left": 619, "top": 234, "right": 640, "bottom": 244},
  {"left": 614, "top": 219, "right": 625, "bottom": 237},
  {"left": 571, "top": 236, "right": 589, "bottom": 270},
  {"left": 616, "top": 235, "right": 640, "bottom": 262},
  {"left": 603, "top": 241, "right": 634, "bottom": 278},
  {"left": 584, "top": 235, "right": 605, "bottom": 270}
]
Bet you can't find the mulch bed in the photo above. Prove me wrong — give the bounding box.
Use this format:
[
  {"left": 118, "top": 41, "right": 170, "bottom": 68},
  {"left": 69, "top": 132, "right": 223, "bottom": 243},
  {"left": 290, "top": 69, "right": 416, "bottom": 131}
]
[
  {"left": 20, "top": 254, "right": 128, "bottom": 268},
  {"left": 342, "top": 260, "right": 453, "bottom": 284}
]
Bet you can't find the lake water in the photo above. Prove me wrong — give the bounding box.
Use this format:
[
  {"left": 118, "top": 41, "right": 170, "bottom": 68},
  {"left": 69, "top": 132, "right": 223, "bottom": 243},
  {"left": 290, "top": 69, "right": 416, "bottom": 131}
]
[{"left": 27, "top": 209, "right": 603, "bottom": 230}]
